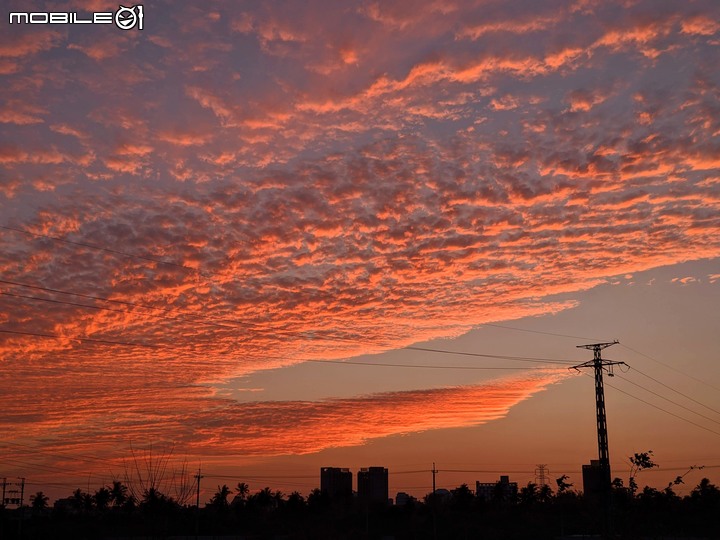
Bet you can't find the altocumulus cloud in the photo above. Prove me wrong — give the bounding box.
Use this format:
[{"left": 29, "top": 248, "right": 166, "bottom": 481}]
[{"left": 0, "top": 0, "right": 718, "bottom": 472}]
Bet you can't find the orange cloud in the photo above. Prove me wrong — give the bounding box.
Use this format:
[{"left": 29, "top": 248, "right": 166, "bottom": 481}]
[
  {"left": 187, "top": 371, "right": 570, "bottom": 455},
  {"left": 0, "top": 364, "right": 567, "bottom": 469}
]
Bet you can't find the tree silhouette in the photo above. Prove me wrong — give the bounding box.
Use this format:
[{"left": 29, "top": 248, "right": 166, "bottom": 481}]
[
  {"left": 519, "top": 482, "right": 538, "bottom": 505},
  {"left": 273, "top": 489, "right": 285, "bottom": 509},
  {"left": 629, "top": 450, "right": 658, "bottom": 495},
  {"left": 109, "top": 480, "right": 130, "bottom": 508},
  {"left": 538, "top": 483, "right": 553, "bottom": 503},
  {"left": 451, "top": 483, "right": 474, "bottom": 510},
  {"left": 123, "top": 445, "right": 189, "bottom": 506},
  {"left": 555, "top": 475, "right": 573, "bottom": 494},
  {"left": 307, "top": 487, "right": 330, "bottom": 510},
  {"left": 690, "top": 478, "right": 720, "bottom": 507},
  {"left": 209, "top": 484, "right": 231, "bottom": 509},
  {"left": 286, "top": 491, "right": 305, "bottom": 511},
  {"left": 30, "top": 491, "right": 49, "bottom": 514},
  {"left": 94, "top": 487, "right": 111, "bottom": 510},
  {"left": 71, "top": 488, "right": 94, "bottom": 513},
  {"left": 140, "top": 486, "right": 172, "bottom": 514},
  {"left": 236, "top": 482, "right": 249, "bottom": 496},
  {"left": 13, "top": 472, "right": 720, "bottom": 539},
  {"left": 253, "top": 486, "right": 274, "bottom": 507}
]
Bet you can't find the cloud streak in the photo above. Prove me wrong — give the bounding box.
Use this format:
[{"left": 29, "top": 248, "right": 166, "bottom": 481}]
[{"left": 1, "top": 370, "right": 568, "bottom": 465}]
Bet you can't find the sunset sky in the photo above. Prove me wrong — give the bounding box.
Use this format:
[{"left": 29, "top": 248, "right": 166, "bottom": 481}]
[{"left": 1, "top": 0, "right": 719, "bottom": 502}]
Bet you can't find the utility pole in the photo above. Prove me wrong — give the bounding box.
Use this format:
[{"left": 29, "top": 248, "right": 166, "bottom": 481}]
[
  {"left": 195, "top": 468, "right": 203, "bottom": 509},
  {"left": 432, "top": 462, "right": 437, "bottom": 495},
  {"left": 194, "top": 468, "right": 203, "bottom": 539},
  {"left": 18, "top": 478, "right": 25, "bottom": 540},
  {"left": 573, "top": 340, "right": 624, "bottom": 536},
  {"left": 431, "top": 462, "right": 438, "bottom": 540},
  {"left": 572, "top": 341, "right": 623, "bottom": 491}
]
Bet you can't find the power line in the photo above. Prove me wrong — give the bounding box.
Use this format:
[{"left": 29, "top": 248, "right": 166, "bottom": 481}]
[
  {"left": 0, "top": 278, "right": 269, "bottom": 333},
  {"left": 0, "top": 278, "right": 192, "bottom": 313},
  {"left": 620, "top": 343, "right": 720, "bottom": 393},
  {"left": 0, "top": 441, "right": 125, "bottom": 468},
  {"left": 0, "top": 278, "right": 385, "bottom": 346},
  {"left": 5, "top": 279, "right": 715, "bottom": 422},
  {"left": 0, "top": 288, "right": 239, "bottom": 332},
  {"left": 304, "top": 359, "right": 563, "bottom": 370},
  {"left": 0, "top": 329, "right": 159, "bottom": 349},
  {"left": 0, "top": 457, "right": 108, "bottom": 477},
  {"left": 613, "top": 374, "right": 720, "bottom": 428},
  {"left": 602, "top": 377, "right": 720, "bottom": 438},
  {"left": 405, "top": 346, "right": 576, "bottom": 365},
  {"left": 630, "top": 464, "right": 720, "bottom": 473},
  {"left": 23, "top": 480, "right": 112, "bottom": 488},
  {"left": 477, "top": 322, "right": 603, "bottom": 342},
  {"left": 1, "top": 290, "right": 137, "bottom": 316},
  {"left": 203, "top": 469, "right": 434, "bottom": 481},
  {"left": 0, "top": 225, "right": 198, "bottom": 274},
  {"left": 204, "top": 474, "right": 316, "bottom": 480},
  {"left": 0, "top": 285, "right": 580, "bottom": 366},
  {"left": 624, "top": 362, "right": 720, "bottom": 416},
  {"left": 0, "top": 326, "right": 575, "bottom": 368},
  {"left": 0, "top": 225, "right": 604, "bottom": 348},
  {"left": 0, "top": 280, "right": 601, "bottom": 365},
  {"left": 439, "top": 469, "right": 535, "bottom": 474}
]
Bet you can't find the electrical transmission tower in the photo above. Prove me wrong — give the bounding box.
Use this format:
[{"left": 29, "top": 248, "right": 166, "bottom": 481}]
[
  {"left": 572, "top": 341, "right": 625, "bottom": 493},
  {"left": 535, "top": 464, "right": 548, "bottom": 487}
]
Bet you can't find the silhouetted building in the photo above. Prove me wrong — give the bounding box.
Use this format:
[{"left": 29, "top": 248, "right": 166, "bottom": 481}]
[
  {"left": 582, "top": 460, "right": 605, "bottom": 496},
  {"left": 476, "top": 475, "right": 518, "bottom": 502},
  {"left": 320, "top": 467, "right": 352, "bottom": 499},
  {"left": 357, "top": 467, "right": 388, "bottom": 504}
]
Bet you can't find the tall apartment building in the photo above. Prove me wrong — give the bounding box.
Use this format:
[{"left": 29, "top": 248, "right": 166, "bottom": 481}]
[
  {"left": 320, "top": 467, "right": 352, "bottom": 499},
  {"left": 357, "top": 467, "right": 389, "bottom": 504}
]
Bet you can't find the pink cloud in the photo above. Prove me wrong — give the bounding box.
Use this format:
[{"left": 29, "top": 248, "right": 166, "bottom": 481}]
[{"left": 0, "top": 31, "right": 63, "bottom": 58}]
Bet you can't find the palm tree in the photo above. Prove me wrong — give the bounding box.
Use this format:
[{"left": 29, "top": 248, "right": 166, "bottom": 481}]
[
  {"left": 231, "top": 482, "right": 249, "bottom": 508},
  {"left": 72, "top": 488, "right": 87, "bottom": 512},
  {"left": 286, "top": 491, "right": 305, "bottom": 510},
  {"left": 30, "top": 491, "right": 49, "bottom": 514},
  {"left": 94, "top": 487, "right": 111, "bottom": 510},
  {"left": 251, "top": 486, "right": 275, "bottom": 510},
  {"left": 273, "top": 489, "right": 285, "bottom": 509},
  {"left": 236, "top": 482, "right": 249, "bottom": 501},
  {"left": 142, "top": 486, "right": 166, "bottom": 505},
  {"left": 109, "top": 480, "right": 129, "bottom": 508},
  {"left": 209, "top": 484, "right": 231, "bottom": 509},
  {"left": 307, "top": 487, "right": 329, "bottom": 509}
]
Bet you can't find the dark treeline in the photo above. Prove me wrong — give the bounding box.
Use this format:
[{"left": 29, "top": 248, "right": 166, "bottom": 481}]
[{"left": 1, "top": 475, "right": 719, "bottom": 539}]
